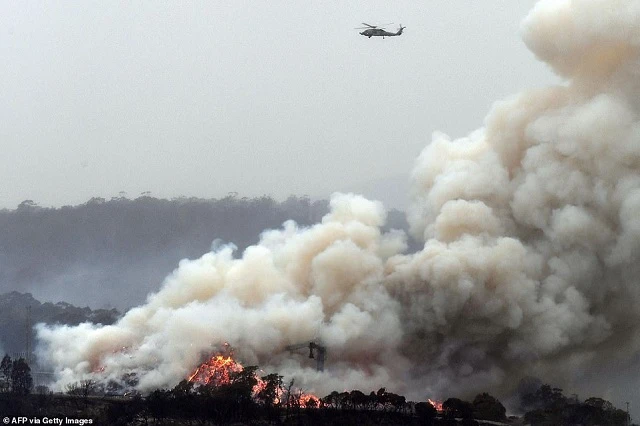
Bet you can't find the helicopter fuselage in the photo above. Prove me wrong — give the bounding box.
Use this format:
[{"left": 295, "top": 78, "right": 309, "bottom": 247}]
[{"left": 359, "top": 28, "right": 403, "bottom": 38}]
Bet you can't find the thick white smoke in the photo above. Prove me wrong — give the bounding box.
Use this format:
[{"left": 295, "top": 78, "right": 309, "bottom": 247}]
[
  {"left": 37, "top": 194, "right": 410, "bottom": 395},
  {"left": 38, "top": 0, "right": 640, "bottom": 403}
]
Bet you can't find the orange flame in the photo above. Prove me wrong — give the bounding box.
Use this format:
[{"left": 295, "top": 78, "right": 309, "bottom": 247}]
[
  {"left": 297, "top": 393, "right": 321, "bottom": 408},
  {"left": 188, "top": 355, "right": 243, "bottom": 385},
  {"left": 187, "top": 352, "right": 319, "bottom": 407},
  {"left": 428, "top": 398, "right": 443, "bottom": 412}
]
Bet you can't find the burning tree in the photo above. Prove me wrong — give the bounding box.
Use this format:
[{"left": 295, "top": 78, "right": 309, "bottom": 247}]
[
  {"left": 428, "top": 398, "right": 443, "bottom": 413},
  {"left": 187, "top": 351, "right": 319, "bottom": 409},
  {"left": 188, "top": 355, "right": 244, "bottom": 386},
  {"left": 255, "top": 373, "right": 284, "bottom": 408}
]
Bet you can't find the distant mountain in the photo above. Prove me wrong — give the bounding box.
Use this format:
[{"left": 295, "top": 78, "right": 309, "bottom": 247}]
[
  {"left": 0, "top": 194, "right": 413, "bottom": 314},
  {"left": 0, "top": 291, "right": 120, "bottom": 356},
  {"left": 0, "top": 195, "right": 329, "bottom": 310}
]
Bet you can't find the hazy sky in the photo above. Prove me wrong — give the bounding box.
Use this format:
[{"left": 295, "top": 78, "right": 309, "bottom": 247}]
[{"left": 0, "top": 1, "right": 557, "bottom": 209}]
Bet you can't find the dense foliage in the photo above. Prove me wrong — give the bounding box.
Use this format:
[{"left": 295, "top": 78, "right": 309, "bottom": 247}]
[
  {"left": 0, "top": 356, "right": 635, "bottom": 425},
  {"left": 0, "top": 355, "right": 32, "bottom": 395},
  {"left": 521, "top": 384, "right": 631, "bottom": 426}
]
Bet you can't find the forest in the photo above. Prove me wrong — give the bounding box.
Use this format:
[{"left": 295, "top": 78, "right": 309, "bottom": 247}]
[
  {"left": 0, "top": 194, "right": 334, "bottom": 311},
  {"left": 0, "top": 194, "right": 411, "bottom": 354},
  {"left": 0, "top": 354, "right": 634, "bottom": 425}
]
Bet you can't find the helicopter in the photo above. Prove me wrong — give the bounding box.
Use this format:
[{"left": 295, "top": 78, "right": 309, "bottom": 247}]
[{"left": 356, "top": 23, "right": 405, "bottom": 39}]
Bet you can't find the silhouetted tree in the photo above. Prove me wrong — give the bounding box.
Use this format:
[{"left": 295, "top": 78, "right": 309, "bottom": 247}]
[
  {"left": 65, "top": 381, "right": 81, "bottom": 395},
  {"left": 229, "top": 365, "right": 258, "bottom": 401},
  {"left": 443, "top": 397, "right": 474, "bottom": 420},
  {"left": 522, "top": 385, "right": 632, "bottom": 426},
  {"left": 415, "top": 401, "right": 437, "bottom": 425},
  {"left": 256, "top": 372, "right": 284, "bottom": 421},
  {"left": 17, "top": 200, "right": 39, "bottom": 211},
  {"left": 256, "top": 372, "right": 283, "bottom": 410},
  {"left": 567, "top": 397, "right": 630, "bottom": 426},
  {"left": 10, "top": 358, "right": 32, "bottom": 395},
  {"left": 585, "top": 396, "right": 614, "bottom": 412},
  {"left": 349, "top": 389, "right": 368, "bottom": 410},
  {"left": 65, "top": 379, "right": 97, "bottom": 407},
  {"left": 322, "top": 390, "right": 341, "bottom": 409},
  {"left": 210, "top": 365, "right": 259, "bottom": 422},
  {"left": 387, "top": 392, "right": 407, "bottom": 412},
  {"left": 522, "top": 385, "right": 567, "bottom": 426},
  {"left": 472, "top": 392, "right": 506, "bottom": 421},
  {"left": 78, "top": 379, "right": 96, "bottom": 398},
  {"left": 0, "top": 354, "right": 12, "bottom": 392}
]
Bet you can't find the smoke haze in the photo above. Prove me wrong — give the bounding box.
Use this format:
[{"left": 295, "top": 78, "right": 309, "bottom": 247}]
[
  {"left": 37, "top": 0, "right": 640, "bottom": 415},
  {"left": 0, "top": 196, "right": 333, "bottom": 311}
]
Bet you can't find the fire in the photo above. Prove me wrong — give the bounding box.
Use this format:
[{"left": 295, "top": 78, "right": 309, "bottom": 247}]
[
  {"left": 187, "top": 351, "right": 320, "bottom": 407},
  {"left": 297, "top": 393, "right": 320, "bottom": 408},
  {"left": 188, "top": 355, "right": 243, "bottom": 385},
  {"left": 428, "top": 398, "right": 443, "bottom": 412}
]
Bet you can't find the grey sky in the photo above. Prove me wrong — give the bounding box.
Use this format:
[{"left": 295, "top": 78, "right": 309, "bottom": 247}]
[{"left": 0, "top": 1, "right": 557, "bottom": 209}]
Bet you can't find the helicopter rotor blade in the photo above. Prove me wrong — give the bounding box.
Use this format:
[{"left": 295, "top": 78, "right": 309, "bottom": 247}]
[{"left": 356, "top": 22, "right": 393, "bottom": 30}]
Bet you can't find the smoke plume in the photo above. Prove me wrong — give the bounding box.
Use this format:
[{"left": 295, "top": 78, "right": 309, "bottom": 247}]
[{"left": 38, "top": 0, "right": 640, "bottom": 403}]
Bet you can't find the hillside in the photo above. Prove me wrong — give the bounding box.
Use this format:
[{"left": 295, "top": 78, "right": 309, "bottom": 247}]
[
  {"left": 0, "top": 195, "right": 330, "bottom": 310},
  {"left": 0, "top": 194, "right": 412, "bottom": 311},
  {"left": 0, "top": 291, "right": 120, "bottom": 355}
]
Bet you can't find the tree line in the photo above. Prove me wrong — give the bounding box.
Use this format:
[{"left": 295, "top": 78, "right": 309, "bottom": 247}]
[
  {"left": 0, "top": 194, "right": 333, "bottom": 311},
  {"left": 0, "top": 291, "right": 120, "bottom": 356},
  {"left": 520, "top": 384, "right": 632, "bottom": 426},
  {"left": 0, "top": 194, "right": 411, "bottom": 354},
  {"left": 0, "top": 355, "right": 32, "bottom": 395},
  {"left": 0, "top": 355, "right": 635, "bottom": 425}
]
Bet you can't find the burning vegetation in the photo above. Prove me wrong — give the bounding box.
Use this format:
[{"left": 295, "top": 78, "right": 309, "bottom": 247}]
[
  {"left": 185, "top": 350, "right": 422, "bottom": 415},
  {"left": 186, "top": 347, "right": 320, "bottom": 409},
  {"left": 2, "top": 354, "right": 633, "bottom": 424},
  {"left": 428, "top": 398, "right": 443, "bottom": 413},
  {"left": 188, "top": 355, "right": 243, "bottom": 386}
]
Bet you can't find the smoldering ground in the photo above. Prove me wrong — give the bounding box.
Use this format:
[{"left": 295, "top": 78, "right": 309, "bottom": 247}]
[{"left": 37, "top": 0, "right": 640, "bottom": 413}]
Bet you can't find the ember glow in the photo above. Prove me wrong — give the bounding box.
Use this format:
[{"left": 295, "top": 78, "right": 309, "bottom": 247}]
[
  {"left": 187, "top": 352, "right": 320, "bottom": 406},
  {"left": 188, "top": 355, "right": 243, "bottom": 386},
  {"left": 428, "top": 399, "right": 443, "bottom": 412},
  {"left": 297, "top": 393, "right": 321, "bottom": 408}
]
